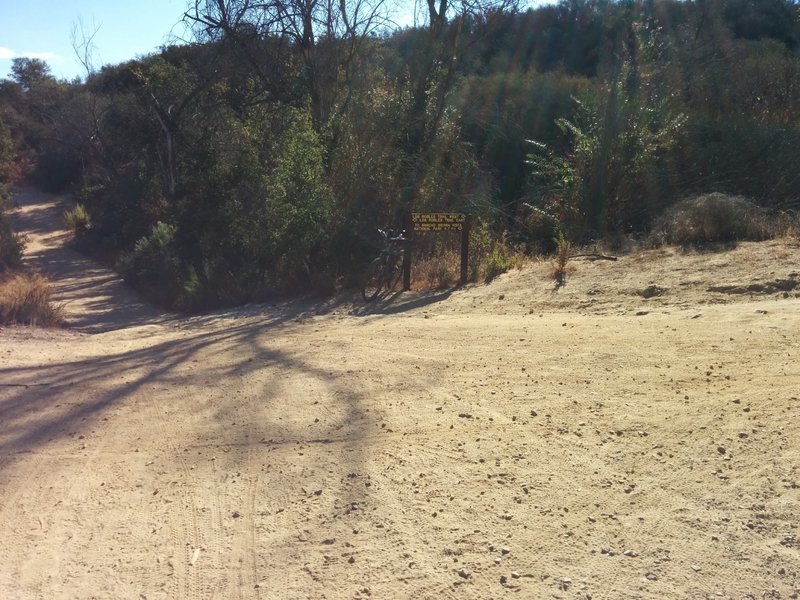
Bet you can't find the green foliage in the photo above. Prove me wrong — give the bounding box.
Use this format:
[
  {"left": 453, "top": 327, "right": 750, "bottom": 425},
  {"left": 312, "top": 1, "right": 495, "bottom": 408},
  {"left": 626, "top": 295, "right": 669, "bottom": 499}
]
[
  {"left": 174, "top": 104, "right": 335, "bottom": 301},
  {"left": 266, "top": 109, "right": 335, "bottom": 273},
  {"left": 0, "top": 123, "right": 12, "bottom": 193},
  {"left": 482, "top": 245, "right": 515, "bottom": 282},
  {"left": 0, "top": 118, "right": 23, "bottom": 271},
  {"left": 459, "top": 69, "right": 593, "bottom": 208},
  {"left": 468, "top": 222, "right": 524, "bottom": 282},
  {"left": 526, "top": 13, "right": 687, "bottom": 238},
  {"left": 0, "top": 118, "right": 14, "bottom": 183},
  {"left": 64, "top": 204, "right": 91, "bottom": 240},
  {"left": 10, "top": 58, "right": 52, "bottom": 92},
  {"left": 117, "top": 222, "right": 183, "bottom": 306},
  {"left": 0, "top": 216, "right": 24, "bottom": 272}
]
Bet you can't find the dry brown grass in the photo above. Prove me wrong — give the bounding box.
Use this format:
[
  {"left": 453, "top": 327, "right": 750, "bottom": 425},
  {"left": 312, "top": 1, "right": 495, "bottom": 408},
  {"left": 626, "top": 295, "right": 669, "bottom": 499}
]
[
  {"left": 0, "top": 272, "right": 64, "bottom": 327},
  {"left": 411, "top": 249, "right": 461, "bottom": 290},
  {"left": 652, "top": 193, "right": 800, "bottom": 246},
  {"left": 412, "top": 239, "right": 529, "bottom": 290},
  {"left": 551, "top": 230, "right": 570, "bottom": 283}
]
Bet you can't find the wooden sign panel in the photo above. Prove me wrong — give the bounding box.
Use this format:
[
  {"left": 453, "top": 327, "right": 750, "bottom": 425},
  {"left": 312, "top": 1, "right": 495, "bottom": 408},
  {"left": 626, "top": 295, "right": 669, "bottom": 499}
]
[{"left": 411, "top": 213, "right": 466, "bottom": 231}]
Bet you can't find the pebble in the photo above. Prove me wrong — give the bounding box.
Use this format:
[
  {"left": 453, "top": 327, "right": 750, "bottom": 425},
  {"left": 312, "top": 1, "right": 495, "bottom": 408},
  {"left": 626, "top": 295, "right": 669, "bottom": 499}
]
[
  {"left": 691, "top": 564, "right": 702, "bottom": 572},
  {"left": 645, "top": 572, "right": 658, "bottom": 581},
  {"left": 458, "top": 568, "right": 471, "bottom": 579},
  {"left": 511, "top": 571, "right": 520, "bottom": 579}
]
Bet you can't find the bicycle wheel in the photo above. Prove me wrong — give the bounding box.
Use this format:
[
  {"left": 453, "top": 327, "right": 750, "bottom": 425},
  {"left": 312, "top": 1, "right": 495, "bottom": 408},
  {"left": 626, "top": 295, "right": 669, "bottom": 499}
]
[
  {"left": 384, "top": 255, "right": 403, "bottom": 292},
  {"left": 361, "top": 257, "right": 384, "bottom": 301}
]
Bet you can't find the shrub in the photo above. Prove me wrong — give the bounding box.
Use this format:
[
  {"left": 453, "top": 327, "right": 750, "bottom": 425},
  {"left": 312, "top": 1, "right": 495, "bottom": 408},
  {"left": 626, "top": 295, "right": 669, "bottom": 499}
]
[
  {"left": 480, "top": 232, "right": 526, "bottom": 282},
  {"left": 64, "top": 203, "right": 91, "bottom": 240},
  {"left": 483, "top": 246, "right": 516, "bottom": 282},
  {"left": 552, "top": 230, "right": 570, "bottom": 283},
  {"left": 0, "top": 272, "right": 64, "bottom": 326},
  {"left": 117, "top": 222, "right": 183, "bottom": 306},
  {"left": 653, "top": 193, "right": 792, "bottom": 246},
  {"left": 413, "top": 249, "right": 460, "bottom": 290},
  {"left": 515, "top": 204, "right": 560, "bottom": 254},
  {"left": 0, "top": 215, "right": 25, "bottom": 271}
]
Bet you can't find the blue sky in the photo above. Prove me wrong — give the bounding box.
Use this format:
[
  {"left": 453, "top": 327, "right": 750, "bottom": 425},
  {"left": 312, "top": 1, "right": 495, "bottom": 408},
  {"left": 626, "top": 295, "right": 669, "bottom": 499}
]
[
  {"left": 1, "top": 1, "right": 551, "bottom": 82},
  {"left": 1, "top": 0, "right": 191, "bottom": 81}
]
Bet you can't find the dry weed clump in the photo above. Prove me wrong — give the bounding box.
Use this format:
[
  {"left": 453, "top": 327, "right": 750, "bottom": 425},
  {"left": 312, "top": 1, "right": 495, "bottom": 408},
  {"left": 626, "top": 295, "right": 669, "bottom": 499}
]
[
  {"left": 653, "top": 193, "right": 798, "bottom": 246},
  {"left": 552, "top": 230, "right": 570, "bottom": 283},
  {"left": 410, "top": 234, "right": 528, "bottom": 290},
  {"left": 0, "top": 272, "right": 64, "bottom": 326},
  {"left": 412, "top": 249, "right": 460, "bottom": 290}
]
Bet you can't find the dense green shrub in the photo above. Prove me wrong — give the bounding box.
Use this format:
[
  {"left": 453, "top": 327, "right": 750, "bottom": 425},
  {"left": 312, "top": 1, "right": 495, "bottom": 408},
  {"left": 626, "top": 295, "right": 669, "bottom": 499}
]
[
  {"left": 0, "top": 216, "right": 24, "bottom": 271},
  {"left": 117, "top": 222, "right": 184, "bottom": 306}
]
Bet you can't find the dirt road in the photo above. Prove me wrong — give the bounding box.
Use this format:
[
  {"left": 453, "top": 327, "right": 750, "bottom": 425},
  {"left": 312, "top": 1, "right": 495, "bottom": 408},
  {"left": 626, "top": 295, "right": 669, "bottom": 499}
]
[{"left": 2, "top": 188, "right": 799, "bottom": 599}]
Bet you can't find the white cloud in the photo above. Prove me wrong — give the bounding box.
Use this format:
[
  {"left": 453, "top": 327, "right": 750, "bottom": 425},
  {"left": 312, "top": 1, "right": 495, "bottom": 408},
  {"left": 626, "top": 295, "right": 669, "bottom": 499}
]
[
  {"left": 21, "top": 51, "right": 62, "bottom": 63},
  {"left": 0, "top": 48, "right": 62, "bottom": 63}
]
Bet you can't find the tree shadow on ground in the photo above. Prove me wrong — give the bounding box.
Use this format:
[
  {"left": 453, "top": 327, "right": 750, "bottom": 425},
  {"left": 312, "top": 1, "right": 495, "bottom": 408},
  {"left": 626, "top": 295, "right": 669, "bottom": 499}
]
[
  {"left": 0, "top": 311, "right": 370, "bottom": 475},
  {"left": 350, "top": 287, "right": 457, "bottom": 316}
]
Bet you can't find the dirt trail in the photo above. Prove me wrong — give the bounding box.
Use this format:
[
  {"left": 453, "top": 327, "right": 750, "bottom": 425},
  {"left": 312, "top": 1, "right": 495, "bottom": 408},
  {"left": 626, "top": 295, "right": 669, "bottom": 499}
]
[
  {"left": 2, "top": 188, "right": 800, "bottom": 599},
  {"left": 9, "top": 187, "right": 169, "bottom": 332}
]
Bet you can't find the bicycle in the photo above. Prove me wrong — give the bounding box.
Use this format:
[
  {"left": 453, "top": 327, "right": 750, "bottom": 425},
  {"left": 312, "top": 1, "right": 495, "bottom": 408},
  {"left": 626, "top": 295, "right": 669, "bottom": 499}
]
[{"left": 361, "top": 228, "right": 406, "bottom": 301}]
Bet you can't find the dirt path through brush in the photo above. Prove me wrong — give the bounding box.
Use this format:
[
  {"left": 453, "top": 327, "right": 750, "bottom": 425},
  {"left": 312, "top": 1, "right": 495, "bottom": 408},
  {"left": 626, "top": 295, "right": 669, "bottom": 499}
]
[
  {"left": 9, "top": 187, "right": 168, "bottom": 332},
  {"left": 2, "top": 188, "right": 800, "bottom": 599}
]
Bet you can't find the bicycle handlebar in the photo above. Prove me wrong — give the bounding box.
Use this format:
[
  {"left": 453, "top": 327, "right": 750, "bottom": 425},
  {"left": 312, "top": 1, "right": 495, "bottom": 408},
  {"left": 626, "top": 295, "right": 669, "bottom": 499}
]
[{"left": 378, "top": 228, "right": 406, "bottom": 242}]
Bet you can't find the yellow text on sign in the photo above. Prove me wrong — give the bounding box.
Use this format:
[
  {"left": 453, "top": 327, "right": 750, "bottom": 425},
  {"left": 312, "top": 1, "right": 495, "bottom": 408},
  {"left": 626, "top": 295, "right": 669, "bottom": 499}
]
[{"left": 411, "top": 213, "right": 466, "bottom": 231}]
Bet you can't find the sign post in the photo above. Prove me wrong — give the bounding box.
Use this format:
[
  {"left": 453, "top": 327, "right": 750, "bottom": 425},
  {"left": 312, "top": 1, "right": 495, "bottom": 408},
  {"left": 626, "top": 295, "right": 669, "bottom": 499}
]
[
  {"left": 460, "top": 215, "right": 471, "bottom": 285},
  {"left": 403, "top": 211, "right": 413, "bottom": 291}
]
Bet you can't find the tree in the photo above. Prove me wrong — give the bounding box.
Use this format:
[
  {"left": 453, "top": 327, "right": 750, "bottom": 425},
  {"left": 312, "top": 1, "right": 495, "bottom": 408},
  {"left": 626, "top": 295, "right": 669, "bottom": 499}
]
[
  {"left": 395, "top": 0, "right": 518, "bottom": 214},
  {"left": 185, "top": 0, "right": 390, "bottom": 130},
  {"left": 10, "top": 58, "right": 53, "bottom": 92}
]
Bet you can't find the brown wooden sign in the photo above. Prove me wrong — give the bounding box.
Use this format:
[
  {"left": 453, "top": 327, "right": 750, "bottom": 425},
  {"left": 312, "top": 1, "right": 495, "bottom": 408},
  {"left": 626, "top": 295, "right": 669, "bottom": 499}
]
[
  {"left": 411, "top": 213, "right": 466, "bottom": 231},
  {"left": 403, "top": 212, "right": 471, "bottom": 290}
]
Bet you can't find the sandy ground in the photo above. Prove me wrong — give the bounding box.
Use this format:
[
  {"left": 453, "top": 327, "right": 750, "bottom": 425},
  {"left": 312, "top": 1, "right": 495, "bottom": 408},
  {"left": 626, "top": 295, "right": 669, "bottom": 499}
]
[{"left": 1, "top": 188, "right": 799, "bottom": 600}]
